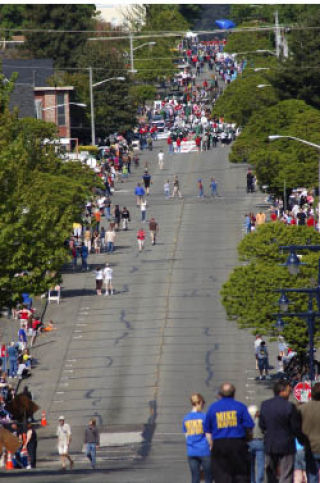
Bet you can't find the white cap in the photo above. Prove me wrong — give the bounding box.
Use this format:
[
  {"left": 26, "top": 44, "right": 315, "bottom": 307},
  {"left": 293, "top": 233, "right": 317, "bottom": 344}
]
[{"left": 58, "top": 415, "right": 65, "bottom": 420}]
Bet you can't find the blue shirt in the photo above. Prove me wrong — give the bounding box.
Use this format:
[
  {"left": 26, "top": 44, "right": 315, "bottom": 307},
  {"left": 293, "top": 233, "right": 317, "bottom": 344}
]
[
  {"left": 204, "top": 398, "right": 254, "bottom": 439},
  {"left": 182, "top": 411, "right": 211, "bottom": 457},
  {"left": 134, "top": 186, "right": 145, "bottom": 196}
]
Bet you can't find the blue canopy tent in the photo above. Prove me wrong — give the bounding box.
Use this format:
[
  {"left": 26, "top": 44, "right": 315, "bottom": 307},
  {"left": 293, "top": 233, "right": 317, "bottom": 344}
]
[{"left": 215, "top": 19, "right": 236, "bottom": 30}]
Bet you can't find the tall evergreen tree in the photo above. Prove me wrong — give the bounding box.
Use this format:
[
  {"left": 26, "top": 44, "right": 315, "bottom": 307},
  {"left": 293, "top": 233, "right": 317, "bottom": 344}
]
[{"left": 23, "top": 5, "right": 97, "bottom": 67}]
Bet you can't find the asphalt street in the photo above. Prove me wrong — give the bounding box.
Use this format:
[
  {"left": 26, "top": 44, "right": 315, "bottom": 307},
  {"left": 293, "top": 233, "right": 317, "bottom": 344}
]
[{"left": 5, "top": 141, "right": 276, "bottom": 482}]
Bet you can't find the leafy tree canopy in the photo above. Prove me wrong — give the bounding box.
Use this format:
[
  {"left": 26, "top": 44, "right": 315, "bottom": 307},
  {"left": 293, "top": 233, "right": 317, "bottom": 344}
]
[
  {"left": 221, "top": 223, "right": 320, "bottom": 352},
  {"left": 230, "top": 4, "right": 320, "bottom": 26},
  {"left": 22, "top": 5, "right": 97, "bottom": 67},
  {"left": 133, "top": 5, "right": 189, "bottom": 82},
  {"left": 0, "top": 94, "right": 101, "bottom": 307},
  {"left": 213, "top": 60, "right": 278, "bottom": 126},
  {"left": 229, "top": 99, "right": 320, "bottom": 195}
]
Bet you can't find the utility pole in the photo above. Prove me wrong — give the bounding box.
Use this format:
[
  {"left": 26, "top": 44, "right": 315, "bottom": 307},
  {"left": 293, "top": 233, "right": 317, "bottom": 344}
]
[
  {"left": 129, "top": 32, "right": 134, "bottom": 74},
  {"left": 274, "top": 10, "right": 281, "bottom": 58},
  {"left": 89, "top": 66, "right": 95, "bottom": 146}
]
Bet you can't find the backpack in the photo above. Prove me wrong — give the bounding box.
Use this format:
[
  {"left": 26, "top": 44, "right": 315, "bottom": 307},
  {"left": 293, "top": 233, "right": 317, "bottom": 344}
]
[{"left": 258, "top": 345, "right": 267, "bottom": 359}]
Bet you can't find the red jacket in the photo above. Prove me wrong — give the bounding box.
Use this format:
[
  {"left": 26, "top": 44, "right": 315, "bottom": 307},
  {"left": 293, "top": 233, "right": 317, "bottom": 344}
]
[{"left": 137, "top": 230, "right": 145, "bottom": 240}]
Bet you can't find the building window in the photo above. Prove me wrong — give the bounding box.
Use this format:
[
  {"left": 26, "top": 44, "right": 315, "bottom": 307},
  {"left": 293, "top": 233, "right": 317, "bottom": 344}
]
[
  {"left": 35, "top": 99, "right": 43, "bottom": 120},
  {"left": 57, "top": 92, "right": 65, "bottom": 126}
]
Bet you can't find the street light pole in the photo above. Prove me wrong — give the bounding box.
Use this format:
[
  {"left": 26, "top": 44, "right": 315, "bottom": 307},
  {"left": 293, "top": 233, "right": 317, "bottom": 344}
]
[
  {"left": 127, "top": 35, "right": 156, "bottom": 74},
  {"left": 89, "top": 66, "right": 95, "bottom": 147},
  {"left": 129, "top": 33, "right": 134, "bottom": 74},
  {"left": 276, "top": 244, "right": 320, "bottom": 381},
  {"left": 89, "top": 73, "right": 125, "bottom": 146}
]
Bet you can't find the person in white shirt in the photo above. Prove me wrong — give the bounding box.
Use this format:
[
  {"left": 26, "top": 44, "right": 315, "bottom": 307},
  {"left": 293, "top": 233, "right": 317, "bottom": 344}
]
[
  {"left": 140, "top": 199, "right": 147, "bottom": 222},
  {"left": 158, "top": 149, "right": 165, "bottom": 170},
  {"left": 254, "top": 335, "right": 262, "bottom": 370},
  {"left": 103, "top": 263, "right": 113, "bottom": 296},
  {"left": 56, "top": 416, "right": 74, "bottom": 470}
]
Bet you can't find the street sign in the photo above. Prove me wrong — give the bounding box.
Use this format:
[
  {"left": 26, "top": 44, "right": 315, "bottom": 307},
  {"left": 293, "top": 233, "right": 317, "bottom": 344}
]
[{"left": 294, "top": 382, "right": 311, "bottom": 402}]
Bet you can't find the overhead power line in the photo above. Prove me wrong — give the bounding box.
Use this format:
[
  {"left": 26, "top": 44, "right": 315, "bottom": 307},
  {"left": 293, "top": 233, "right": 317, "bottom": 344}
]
[{"left": 2, "top": 24, "right": 320, "bottom": 35}]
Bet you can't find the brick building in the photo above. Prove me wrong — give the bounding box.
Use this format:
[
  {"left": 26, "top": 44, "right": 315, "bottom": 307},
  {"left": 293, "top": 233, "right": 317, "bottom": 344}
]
[{"left": 2, "top": 58, "right": 75, "bottom": 139}]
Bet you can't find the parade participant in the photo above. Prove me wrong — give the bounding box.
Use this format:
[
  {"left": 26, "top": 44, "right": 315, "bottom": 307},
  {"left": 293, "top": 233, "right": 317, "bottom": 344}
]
[
  {"left": 198, "top": 179, "right": 204, "bottom": 199},
  {"left": 103, "top": 263, "right": 114, "bottom": 296},
  {"left": 149, "top": 217, "right": 159, "bottom": 245},
  {"left": 247, "top": 169, "right": 255, "bottom": 193},
  {"left": 164, "top": 180, "right": 170, "bottom": 199},
  {"left": 56, "top": 416, "right": 74, "bottom": 470},
  {"left": 182, "top": 393, "right": 212, "bottom": 483},
  {"left": 137, "top": 228, "right": 146, "bottom": 252},
  {"left": 84, "top": 418, "right": 100, "bottom": 469},
  {"left": 204, "top": 382, "right": 254, "bottom": 483},
  {"left": 158, "top": 149, "right": 165, "bottom": 169},
  {"left": 134, "top": 183, "right": 145, "bottom": 206},
  {"left": 121, "top": 206, "right": 131, "bottom": 231},
  {"left": 24, "top": 423, "right": 37, "bottom": 469},
  {"left": 94, "top": 267, "right": 104, "bottom": 296},
  {"left": 142, "top": 170, "right": 152, "bottom": 195},
  {"left": 172, "top": 175, "right": 183, "bottom": 199}
]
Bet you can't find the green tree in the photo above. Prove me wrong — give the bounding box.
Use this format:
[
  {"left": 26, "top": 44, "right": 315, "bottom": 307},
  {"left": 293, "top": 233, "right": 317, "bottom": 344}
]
[
  {"left": 0, "top": 99, "right": 101, "bottom": 308},
  {"left": 229, "top": 99, "right": 320, "bottom": 195},
  {"left": 230, "top": 4, "right": 317, "bottom": 25},
  {"left": 134, "top": 5, "right": 189, "bottom": 83},
  {"left": 213, "top": 63, "right": 278, "bottom": 126},
  {"left": 0, "top": 5, "right": 27, "bottom": 31},
  {"left": 221, "top": 223, "right": 320, "bottom": 352},
  {"left": 226, "top": 29, "right": 274, "bottom": 57},
  {"left": 178, "top": 5, "right": 203, "bottom": 28},
  {"left": 23, "top": 5, "right": 97, "bottom": 67}
]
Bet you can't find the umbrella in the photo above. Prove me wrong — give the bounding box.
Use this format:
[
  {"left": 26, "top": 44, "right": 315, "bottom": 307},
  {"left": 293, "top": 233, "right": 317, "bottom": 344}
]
[
  {"left": 0, "top": 427, "right": 20, "bottom": 453},
  {"left": 215, "top": 19, "right": 236, "bottom": 29},
  {"left": 6, "top": 395, "right": 39, "bottom": 422}
]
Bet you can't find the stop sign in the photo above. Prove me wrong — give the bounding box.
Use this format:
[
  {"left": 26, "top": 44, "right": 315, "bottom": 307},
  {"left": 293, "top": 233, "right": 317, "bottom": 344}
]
[{"left": 294, "top": 382, "right": 311, "bottom": 402}]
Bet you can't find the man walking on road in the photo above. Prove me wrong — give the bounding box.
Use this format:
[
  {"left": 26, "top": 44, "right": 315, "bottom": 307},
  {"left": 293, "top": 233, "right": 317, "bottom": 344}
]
[
  {"left": 149, "top": 217, "right": 159, "bottom": 245},
  {"left": 158, "top": 149, "right": 165, "bottom": 169},
  {"left": 142, "top": 169, "right": 152, "bottom": 195},
  {"left": 204, "top": 382, "right": 254, "bottom": 483},
  {"left": 84, "top": 418, "right": 100, "bottom": 469},
  {"left": 172, "top": 175, "right": 183, "bottom": 199},
  {"left": 56, "top": 416, "right": 74, "bottom": 470},
  {"left": 259, "top": 380, "right": 302, "bottom": 483}
]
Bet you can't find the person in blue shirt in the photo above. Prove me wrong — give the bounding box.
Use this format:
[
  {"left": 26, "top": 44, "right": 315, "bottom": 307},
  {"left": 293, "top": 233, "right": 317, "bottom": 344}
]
[
  {"left": 182, "top": 393, "right": 212, "bottom": 483},
  {"left": 80, "top": 243, "right": 89, "bottom": 272},
  {"left": 134, "top": 183, "right": 145, "bottom": 206},
  {"left": 204, "top": 382, "right": 254, "bottom": 483}
]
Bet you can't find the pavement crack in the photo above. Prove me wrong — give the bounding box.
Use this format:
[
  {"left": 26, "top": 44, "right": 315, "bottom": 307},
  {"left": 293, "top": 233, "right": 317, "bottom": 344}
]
[
  {"left": 114, "top": 331, "right": 129, "bottom": 345},
  {"left": 205, "top": 349, "right": 215, "bottom": 387},
  {"left": 105, "top": 356, "right": 113, "bottom": 367},
  {"left": 120, "top": 310, "right": 133, "bottom": 330}
]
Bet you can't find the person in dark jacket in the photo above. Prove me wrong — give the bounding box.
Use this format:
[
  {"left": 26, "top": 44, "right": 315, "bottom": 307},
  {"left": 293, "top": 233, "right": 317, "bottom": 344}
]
[
  {"left": 84, "top": 418, "right": 100, "bottom": 469},
  {"left": 259, "top": 380, "right": 302, "bottom": 483}
]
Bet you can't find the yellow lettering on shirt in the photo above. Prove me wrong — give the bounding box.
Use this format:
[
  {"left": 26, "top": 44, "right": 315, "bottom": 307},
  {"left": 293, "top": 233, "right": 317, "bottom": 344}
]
[
  {"left": 216, "top": 411, "right": 238, "bottom": 429},
  {"left": 185, "top": 419, "right": 204, "bottom": 435}
]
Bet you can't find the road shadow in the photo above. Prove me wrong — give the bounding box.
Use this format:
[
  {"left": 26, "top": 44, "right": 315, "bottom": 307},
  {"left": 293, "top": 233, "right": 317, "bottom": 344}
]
[{"left": 60, "top": 289, "right": 97, "bottom": 298}]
